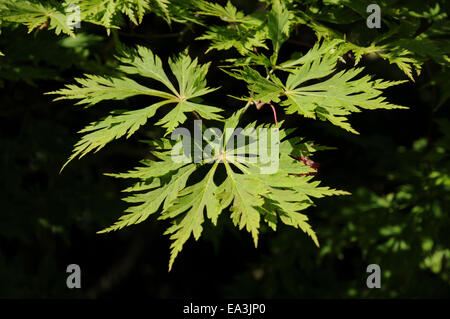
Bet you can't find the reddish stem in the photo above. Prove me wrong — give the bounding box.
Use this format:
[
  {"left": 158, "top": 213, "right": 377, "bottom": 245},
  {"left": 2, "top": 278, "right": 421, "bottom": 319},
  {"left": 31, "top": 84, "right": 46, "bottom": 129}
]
[
  {"left": 268, "top": 103, "right": 278, "bottom": 125},
  {"left": 255, "top": 101, "right": 278, "bottom": 124}
]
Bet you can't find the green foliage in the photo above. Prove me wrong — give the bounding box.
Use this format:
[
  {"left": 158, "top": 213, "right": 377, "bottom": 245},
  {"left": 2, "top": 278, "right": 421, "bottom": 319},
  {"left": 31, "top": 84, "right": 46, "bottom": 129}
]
[
  {"left": 291, "top": 0, "right": 450, "bottom": 81},
  {"left": 64, "top": 0, "right": 170, "bottom": 30},
  {"left": 47, "top": 46, "right": 222, "bottom": 169},
  {"left": 97, "top": 114, "right": 347, "bottom": 270},
  {"left": 267, "top": 0, "right": 292, "bottom": 56},
  {"left": 196, "top": 1, "right": 268, "bottom": 55},
  {"left": 1, "top": 0, "right": 449, "bottom": 276},
  {"left": 227, "top": 40, "right": 407, "bottom": 134},
  {"left": 0, "top": 0, "right": 170, "bottom": 35},
  {"left": 0, "top": 0, "right": 76, "bottom": 37}
]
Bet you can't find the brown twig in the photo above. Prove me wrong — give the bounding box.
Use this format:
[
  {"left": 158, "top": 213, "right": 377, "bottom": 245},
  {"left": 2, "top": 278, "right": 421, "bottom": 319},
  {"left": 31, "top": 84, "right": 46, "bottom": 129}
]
[
  {"left": 117, "top": 27, "right": 189, "bottom": 40},
  {"left": 192, "top": 111, "right": 202, "bottom": 121},
  {"left": 255, "top": 101, "right": 278, "bottom": 124},
  {"left": 287, "top": 39, "right": 314, "bottom": 48}
]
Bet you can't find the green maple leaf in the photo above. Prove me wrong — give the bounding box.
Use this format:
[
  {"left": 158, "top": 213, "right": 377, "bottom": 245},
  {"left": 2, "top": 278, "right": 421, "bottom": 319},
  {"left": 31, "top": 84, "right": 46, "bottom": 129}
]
[
  {"left": 99, "top": 111, "right": 348, "bottom": 270},
  {"left": 196, "top": 0, "right": 269, "bottom": 55},
  {"left": 228, "top": 40, "right": 407, "bottom": 134},
  {"left": 281, "top": 53, "right": 407, "bottom": 133},
  {"left": 47, "top": 46, "right": 222, "bottom": 169}
]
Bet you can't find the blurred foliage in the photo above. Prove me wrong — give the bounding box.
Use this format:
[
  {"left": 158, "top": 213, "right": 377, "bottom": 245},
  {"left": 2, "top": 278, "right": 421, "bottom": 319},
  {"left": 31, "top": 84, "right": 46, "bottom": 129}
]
[{"left": 0, "top": 0, "right": 449, "bottom": 298}]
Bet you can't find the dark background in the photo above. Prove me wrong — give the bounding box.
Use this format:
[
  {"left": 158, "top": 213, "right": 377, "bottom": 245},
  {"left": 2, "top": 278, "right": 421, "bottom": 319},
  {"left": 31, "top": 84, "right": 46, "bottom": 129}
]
[{"left": 0, "top": 0, "right": 449, "bottom": 298}]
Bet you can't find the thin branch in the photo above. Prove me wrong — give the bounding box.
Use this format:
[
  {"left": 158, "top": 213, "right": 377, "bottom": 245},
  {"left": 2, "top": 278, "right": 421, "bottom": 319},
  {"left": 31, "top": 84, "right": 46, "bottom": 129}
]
[
  {"left": 192, "top": 110, "right": 202, "bottom": 121},
  {"left": 287, "top": 39, "right": 314, "bottom": 48},
  {"left": 118, "top": 31, "right": 180, "bottom": 39},
  {"left": 117, "top": 27, "right": 189, "bottom": 40},
  {"left": 268, "top": 103, "right": 278, "bottom": 125}
]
